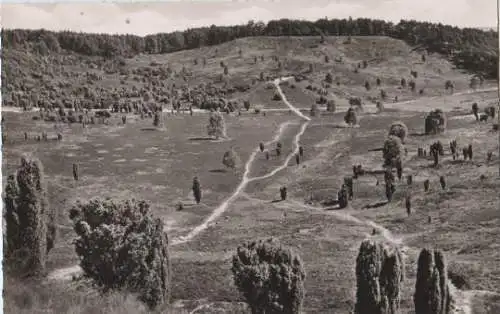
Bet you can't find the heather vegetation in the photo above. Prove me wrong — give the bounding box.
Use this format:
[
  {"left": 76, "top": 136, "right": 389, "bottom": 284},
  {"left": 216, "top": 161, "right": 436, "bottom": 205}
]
[{"left": 2, "top": 12, "right": 499, "bottom": 314}]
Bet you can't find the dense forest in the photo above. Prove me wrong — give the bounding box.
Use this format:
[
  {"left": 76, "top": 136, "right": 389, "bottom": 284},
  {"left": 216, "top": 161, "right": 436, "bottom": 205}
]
[{"left": 2, "top": 17, "right": 498, "bottom": 79}]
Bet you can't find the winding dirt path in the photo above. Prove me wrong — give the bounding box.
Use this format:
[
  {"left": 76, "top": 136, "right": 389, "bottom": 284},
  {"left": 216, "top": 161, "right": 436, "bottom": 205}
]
[{"left": 171, "top": 77, "right": 310, "bottom": 245}]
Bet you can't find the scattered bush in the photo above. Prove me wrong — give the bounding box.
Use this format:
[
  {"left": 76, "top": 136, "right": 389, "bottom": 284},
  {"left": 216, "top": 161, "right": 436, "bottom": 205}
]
[
  {"left": 344, "top": 108, "right": 358, "bottom": 125},
  {"left": 69, "top": 199, "right": 171, "bottom": 310},
  {"left": 326, "top": 100, "right": 336, "bottom": 112},
  {"left": 380, "top": 89, "right": 387, "bottom": 100},
  {"left": 376, "top": 101, "right": 384, "bottom": 113},
  {"left": 364, "top": 81, "right": 371, "bottom": 91},
  {"left": 244, "top": 100, "right": 251, "bottom": 111},
  {"left": 207, "top": 110, "right": 226, "bottom": 139},
  {"left": 424, "top": 109, "right": 447, "bottom": 135},
  {"left": 439, "top": 175, "right": 446, "bottom": 190},
  {"left": 355, "top": 240, "right": 404, "bottom": 314},
  {"left": 409, "top": 80, "right": 416, "bottom": 91},
  {"left": 4, "top": 157, "right": 56, "bottom": 277},
  {"left": 405, "top": 193, "right": 412, "bottom": 216},
  {"left": 383, "top": 136, "right": 404, "bottom": 168},
  {"left": 153, "top": 112, "right": 161, "bottom": 127},
  {"left": 222, "top": 148, "right": 241, "bottom": 170},
  {"left": 72, "top": 163, "right": 79, "bottom": 181},
  {"left": 388, "top": 121, "right": 408, "bottom": 143},
  {"left": 231, "top": 238, "right": 306, "bottom": 314},
  {"left": 272, "top": 92, "right": 282, "bottom": 101},
  {"left": 325, "top": 73, "right": 333, "bottom": 83},
  {"left": 349, "top": 97, "right": 362, "bottom": 108},
  {"left": 192, "top": 177, "right": 201, "bottom": 204},
  {"left": 344, "top": 177, "right": 354, "bottom": 200},
  {"left": 337, "top": 185, "right": 348, "bottom": 209},
  {"left": 472, "top": 103, "right": 479, "bottom": 120},
  {"left": 414, "top": 249, "right": 453, "bottom": 314},
  {"left": 485, "top": 105, "right": 496, "bottom": 118},
  {"left": 407, "top": 174, "right": 413, "bottom": 185},
  {"left": 310, "top": 103, "right": 319, "bottom": 117}
]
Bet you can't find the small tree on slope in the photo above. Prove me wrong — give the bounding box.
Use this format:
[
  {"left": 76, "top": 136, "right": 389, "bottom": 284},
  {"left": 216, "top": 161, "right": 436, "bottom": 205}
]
[
  {"left": 222, "top": 148, "right": 241, "bottom": 170},
  {"left": 355, "top": 239, "right": 404, "bottom": 314},
  {"left": 231, "top": 238, "right": 306, "bottom": 314},
  {"left": 207, "top": 109, "right": 226, "bottom": 139},
  {"left": 344, "top": 107, "right": 358, "bottom": 126},
  {"left": 383, "top": 136, "right": 405, "bottom": 168},
  {"left": 414, "top": 248, "right": 453, "bottom": 314},
  {"left": 4, "top": 156, "right": 56, "bottom": 277},
  {"left": 69, "top": 198, "right": 171, "bottom": 310},
  {"left": 192, "top": 177, "right": 202, "bottom": 204}
]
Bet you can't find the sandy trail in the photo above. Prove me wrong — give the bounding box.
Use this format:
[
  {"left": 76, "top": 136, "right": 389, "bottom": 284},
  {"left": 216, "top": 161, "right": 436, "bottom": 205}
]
[{"left": 171, "top": 77, "right": 309, "bottom": 245}]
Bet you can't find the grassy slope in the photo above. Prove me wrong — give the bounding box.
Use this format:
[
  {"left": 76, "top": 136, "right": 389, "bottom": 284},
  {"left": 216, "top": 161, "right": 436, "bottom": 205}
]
[{"left": 2, "top": 35, "right": 499, "bottom": 313}]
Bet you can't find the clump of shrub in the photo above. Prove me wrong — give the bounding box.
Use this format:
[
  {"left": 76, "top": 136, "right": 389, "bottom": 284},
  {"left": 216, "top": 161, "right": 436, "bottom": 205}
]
[
  {"left": 364, "top": 81, "right": 371, "bottom": 91},
  {"left": 383, "top": 136, "right": 404, "bottom": 168},
  {"left": 316, "top": 96, "right": 327, "bottom": 105},
  {"left": 472, "top": 103, "right": 479, "bottom": 120},
  {"left": 232, "top": 238, "right": 306, "bottom": 314},
  {"left": 192, "top": 177, "right": 201, "bottom": 204},
  {"left": 338, "top": 185, "right": 349, "bottom": 209},
  {"left": 445, "top": 80, "right": 454, "bottom": 91},
  {"left": 344, "top": 108, "right": 358, "bottom": 125},
  {"left": 349, "top": 97, "right": 362, "bottom": 108},
  {"left": 3, "top": 156, "right": 56, "bottom": 277},
  {"left": 355, "top": 240, "right": 404, "bottom": 314},
  {"left": 222, "top": 148, "right": 241, "bottom": 170},
  {"left": 207, "top": 109, "right": 226, "bottom": 139},
  {"left": 69, "top": 198, "right": 171, "bottom": 310},
  {"left": 325, "top": 73, "right": 333, "bottom": 83},
  {"left": 485, "top": 105, "right": 496, "bottom": 118},
  {"left": 414, "top": 249, "right": 453, "bottom": 314},
  {"left": 326, "top": 100, "right": 336, "bottom": 112},
  {"left": 272, "top": 92, "right": 282, "bottom": 101},
  {"left": 388, "top": 121, "right": 408, "bottom": 143},
  {"left": 425, "top": 109, "right": 447, "bottom": 135},
  {"left": 153, "top": 112, "right": 161, "bottom": 127},
  {"left": 310, "top": 103, "right": 319, "bottom": 117}
]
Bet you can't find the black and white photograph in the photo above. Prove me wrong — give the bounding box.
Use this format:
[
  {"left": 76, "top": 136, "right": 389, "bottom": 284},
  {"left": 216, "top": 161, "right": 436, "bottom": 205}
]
[{"left": 1, "top": 1, "right": 499, "bottom": 313}]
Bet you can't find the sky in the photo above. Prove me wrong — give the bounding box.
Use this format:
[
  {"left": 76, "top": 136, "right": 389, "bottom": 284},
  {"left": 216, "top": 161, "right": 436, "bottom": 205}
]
[{"left": 0, "top": 0, "right": 497, "bottom": 36}]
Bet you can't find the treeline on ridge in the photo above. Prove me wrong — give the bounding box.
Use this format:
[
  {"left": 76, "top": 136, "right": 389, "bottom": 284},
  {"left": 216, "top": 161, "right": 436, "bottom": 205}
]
[{"left": 2, "top": 17, "right": 498, "bottom": 78}]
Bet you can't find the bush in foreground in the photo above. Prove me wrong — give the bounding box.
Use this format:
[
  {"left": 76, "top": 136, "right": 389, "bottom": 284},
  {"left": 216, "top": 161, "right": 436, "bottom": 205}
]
[
  {"left": 3, "top": 156, "right": 56, "bottom": 277},
  {"left": 69, "top": 198, "right": 171, "bottom": 310},
  {"left": 414, "top": 249, "right": 453, "bottom": 314},
  {"left": 355, "top": 240, "right": 404, "bottom": 314},
  {"left": 232, "top": 238, "right": 306, "bottom": 314}
]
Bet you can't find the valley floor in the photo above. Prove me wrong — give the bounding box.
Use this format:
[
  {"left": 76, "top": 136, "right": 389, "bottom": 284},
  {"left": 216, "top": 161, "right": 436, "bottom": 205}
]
[{"left": 2, "top": 78, "right": 499, "bottom": 313}]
